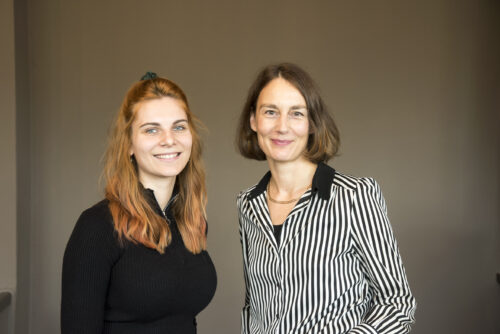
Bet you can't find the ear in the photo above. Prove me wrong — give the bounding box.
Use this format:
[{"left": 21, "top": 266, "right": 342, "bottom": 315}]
[{"left": 250, "top": 113, "right": 257, "bottom": 132}]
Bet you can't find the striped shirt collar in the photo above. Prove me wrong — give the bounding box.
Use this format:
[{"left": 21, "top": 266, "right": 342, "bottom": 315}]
[{"left": 248, "top": 162, "right": 336, "bottom": 201}]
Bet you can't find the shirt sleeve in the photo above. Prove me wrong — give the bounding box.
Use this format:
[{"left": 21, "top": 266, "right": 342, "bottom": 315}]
[
  {"left": 61, "top": 205, "right": 121, "bottom": 333},
  {"left": 348, "top": 178, "right": 416, "bottom": 334},
  {"left": 237, "top": 194, "right": 252, "bottom": 334}
]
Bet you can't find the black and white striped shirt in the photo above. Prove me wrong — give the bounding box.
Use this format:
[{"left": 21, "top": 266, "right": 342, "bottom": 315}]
[{"left": 237, "top": 163, "right": 416, "bottom": 334}]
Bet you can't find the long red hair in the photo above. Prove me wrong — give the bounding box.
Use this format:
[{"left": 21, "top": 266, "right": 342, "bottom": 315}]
[{"left": 103, "top": 76, "right": 207, "bottom": 254}]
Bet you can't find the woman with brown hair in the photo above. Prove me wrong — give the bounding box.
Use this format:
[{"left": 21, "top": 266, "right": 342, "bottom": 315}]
[
  {"left": 236, "top": 63, "right": 416, "bottom": 333},
  {"left": 61, "top": 72, "right": 216, "bottom": 333}
]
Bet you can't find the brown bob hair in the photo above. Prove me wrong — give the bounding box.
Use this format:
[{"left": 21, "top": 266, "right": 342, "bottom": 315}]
[
  {"left": 103, "top": 75, "right": 206, "bottom": 254},
  {"left": 236, "top": 63, "right": 340, "bottom": 163}
]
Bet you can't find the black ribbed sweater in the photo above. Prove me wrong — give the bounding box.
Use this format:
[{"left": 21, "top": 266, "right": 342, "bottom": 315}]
[{"left": 61, "top": 190, "right": 217, "bottom": 334}]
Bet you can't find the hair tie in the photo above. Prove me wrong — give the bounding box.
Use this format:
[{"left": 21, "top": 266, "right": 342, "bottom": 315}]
[{"left": 141, "top": 72, "right": 158, "bottom": 80}]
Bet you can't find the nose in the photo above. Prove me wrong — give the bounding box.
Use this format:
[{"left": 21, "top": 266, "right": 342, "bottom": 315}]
[
  {"left": 275, "top": 113, "right": 289, "bottom": 133},
  {"left": 160, "top": 130, "right": 175, "bottom": 146}
]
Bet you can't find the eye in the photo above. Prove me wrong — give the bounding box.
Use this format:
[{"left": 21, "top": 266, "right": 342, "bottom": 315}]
[
  {"left": 144, "top": 127, "right": 159, "bottom": 134},
  {"left": 173, "top": 124, "right": 187, "bottom": 131},
  {"left": 264, "top": 109, "right": 278, "bottom": 117},
  {"left": 290, "top": 109, "right": 306, "bottom": 118}
]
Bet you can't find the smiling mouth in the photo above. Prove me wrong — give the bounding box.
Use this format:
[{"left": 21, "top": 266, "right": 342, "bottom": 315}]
[
  {"left": 271, "top": 139, "right": 293, "bottom": 146},
  {"left": 154, "top": 153, "right": 181, "bottom": 160}
]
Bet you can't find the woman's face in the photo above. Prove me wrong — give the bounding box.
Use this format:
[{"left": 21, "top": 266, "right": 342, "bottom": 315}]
[
  {"left": 250, "top": 78, "right": 309, "bottom": 165},
  {"left": 129, "top": 97, "right": 192, "bottom": 187}
]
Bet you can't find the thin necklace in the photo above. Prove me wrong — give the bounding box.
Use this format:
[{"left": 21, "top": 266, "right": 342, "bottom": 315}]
[{"left": 266, "top": 181, "right": 312, "bottom": 204}]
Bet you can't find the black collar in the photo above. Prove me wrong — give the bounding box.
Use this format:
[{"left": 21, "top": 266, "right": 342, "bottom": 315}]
[
  {"left": 248, "top": 162, "right": 335, "bottom": 201},
  {"left": 142, "top": 184, "right": 179, "bottom": 216}
]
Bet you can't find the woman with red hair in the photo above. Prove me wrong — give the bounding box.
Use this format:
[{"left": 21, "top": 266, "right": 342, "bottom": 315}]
[{"left": 61, "top": 72, "right": 217, "bottom": 333}]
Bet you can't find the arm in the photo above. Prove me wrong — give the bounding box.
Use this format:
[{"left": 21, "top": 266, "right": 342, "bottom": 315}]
[
  {"left": 237, "top": 195, "right": 251, "bottom": 334},
  {"left": 240, "top": 223, "right": 252, "bottom": 334},
  {"left": 348, "top": 178, "right": 416, "bottom": 334},
  {"left": 61, "top": 206, "right": 120, "bottom": 333}
]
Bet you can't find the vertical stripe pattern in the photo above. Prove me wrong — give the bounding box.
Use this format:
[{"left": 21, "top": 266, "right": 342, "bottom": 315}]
[{"left": 237, "top": 164, "right": 416, "bottom": 334}]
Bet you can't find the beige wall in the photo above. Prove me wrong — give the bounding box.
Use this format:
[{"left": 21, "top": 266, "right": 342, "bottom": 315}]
[
  {"left": 0, "top": 0, "right": 17, "bottom": 333},
  {"left": 14, "top": 0, "right": 31, "bottom": 332},
  {"left": 7, "top": 0, "right": 500, "bottom": 333}
]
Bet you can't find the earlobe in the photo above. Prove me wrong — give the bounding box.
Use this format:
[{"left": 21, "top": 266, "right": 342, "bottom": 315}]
[{"left": 250, "top": 113, "right": 257, "bottom": 132}]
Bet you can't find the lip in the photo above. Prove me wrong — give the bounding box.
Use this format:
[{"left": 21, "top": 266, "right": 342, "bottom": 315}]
[
  {"left": 154, "top": 152, "right": 181, "bottom": 161},
  {"left": 271, "top": 139, "right": 293, "bottom": 146}
]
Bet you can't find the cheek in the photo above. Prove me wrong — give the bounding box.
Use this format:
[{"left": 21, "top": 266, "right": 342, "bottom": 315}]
[
  {"left": 255, "top": 118, "right": 273, "bottom": 136},
  {"left": 255, "top": 132, "right": 268, "bottom": 152},
  {"left": 180, "top": 133, "right": 193, "bottom": 151},
  {"left": 131, "top": 136, "right": 155, "bottom": 155},
  {"left": 295, "top": 121, "right": 310, "bottom": 137},
  {"left": 186, "top": 139, "right": 193, "bottom": 152}
]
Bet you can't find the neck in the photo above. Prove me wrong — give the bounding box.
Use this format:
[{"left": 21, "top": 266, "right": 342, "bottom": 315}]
[
  {"left": 141, "top": 176, "right": 176, "bottom": 210},
  {"left": 267, "top": 158, "right": 317, "bottom": 197}
]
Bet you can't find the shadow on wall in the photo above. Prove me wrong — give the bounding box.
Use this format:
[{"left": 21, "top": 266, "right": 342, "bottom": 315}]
[{"left": 0, "top": 291, "right": 12, "bottom": 333}]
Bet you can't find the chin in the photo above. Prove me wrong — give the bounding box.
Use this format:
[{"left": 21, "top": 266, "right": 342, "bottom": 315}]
[
  {"left": 157, "top": 162, "right": 188, "bottom": 174},
  {"left": 266, "top": 150, "right": 308, "bottom": 163},
  {"left": 166, "top": 169, "right": 185, "bottom": 177},
  {"left": 268, "top": 156, "right": 298, "bottom": 163},
  {"left": 154, "top": 167, "right": 183, "bottom": 178}
]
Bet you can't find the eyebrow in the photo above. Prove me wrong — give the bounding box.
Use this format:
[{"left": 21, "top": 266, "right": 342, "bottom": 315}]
[
  {"left": 139, "top": 119, "right": 188, "bottom": 128},
  {"left": 139, "top": 122, "right": 160, "bottom": 128},
  {"left": 290, "top": 105, "right": 307, "bottom": 110},
  {"left": 258, "top": 104, "right": 307, "bottom": 110},
  {"left": 259, "top": 104, "right": 279, "bottom": 109}
]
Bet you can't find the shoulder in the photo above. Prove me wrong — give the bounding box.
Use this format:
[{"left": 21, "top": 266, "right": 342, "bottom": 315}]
[
  {"left": 80, "top": 199, "right": 111, "bottom": 218},
  {"left": 236, "top": 184, "right": 257, "bottom": 205},
  {"left": 68, "top": 199, "right": 117, "bottom": 248},
  {"left": 332, "top": 172, "right": 384, "bottom": 204},
  {"left": 76, "top": 199, "right": 114, "bottom": 230},
  {"left": 332, "top": 172, "right": 387, "bottom": 215},
  {"left": 312, "top": 163, "right": 378, "bottom": 199},
  {"left": 236, "top": 170, "right": 270, "bottom": 206},
  {"left": 236, "top": 185, "right": 258, "bottom": 218},
  {"left": 63, "top": 200, "right": 121, "bottom": 275},
  {"left": 333, "top": 171, "right": 380, "bottom": 192}
]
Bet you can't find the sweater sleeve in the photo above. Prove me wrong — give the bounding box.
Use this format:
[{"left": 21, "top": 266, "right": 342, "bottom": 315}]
[
  {"left": 348, "top": 178, "right": 416, "bottom": 334},
  {"left": 61, "top": 204, "right": 121, "bottom": 334}
]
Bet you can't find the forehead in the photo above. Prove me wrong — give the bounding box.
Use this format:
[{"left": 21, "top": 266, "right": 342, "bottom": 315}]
[
  {"left": 134, "top": 97, "right": 187, "bottom": 123},
  {"left": 257, "top": 78, "right": 306, "bottom": 106}
]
